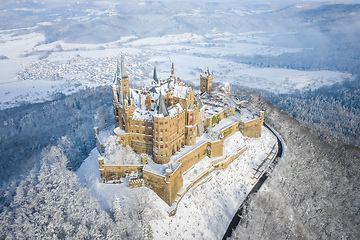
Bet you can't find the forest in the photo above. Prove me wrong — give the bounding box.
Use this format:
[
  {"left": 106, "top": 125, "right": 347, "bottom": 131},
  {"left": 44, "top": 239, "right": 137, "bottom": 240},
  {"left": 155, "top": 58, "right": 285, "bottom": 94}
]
[
  {"left": 230, "top": 89, "right": 360, "bottom": 239},
  {"left": 257, "top": 76, "right": 360, "bottom": 148},
  {"left": 1, "top": 81, "right": 358, "bottom": 239},
  {"left": 0, "top": 86, "right": 155, "bottom": 239},
  {"left": 0, "top": 86, "right": 113, "bottom": 183}
]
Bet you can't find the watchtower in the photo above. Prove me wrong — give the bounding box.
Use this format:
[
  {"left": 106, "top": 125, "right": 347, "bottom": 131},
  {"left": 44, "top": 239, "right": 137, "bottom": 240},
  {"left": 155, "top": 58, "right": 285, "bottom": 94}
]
[{"left": 200, "top": 67, "right": 213, "bottom": 94}]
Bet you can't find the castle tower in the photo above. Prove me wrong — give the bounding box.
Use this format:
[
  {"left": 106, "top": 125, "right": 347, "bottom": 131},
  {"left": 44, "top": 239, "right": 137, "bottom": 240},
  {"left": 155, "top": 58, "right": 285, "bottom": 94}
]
[
  {"left": 197, "top": 97, "right": 205, "bottom": 137},
  {"left": 113, "top": 55, "right": 133, "bottom": 132},
  {"left": 153, "top": 92, "right": 171, "bottom": 164},
  {"left": 185, "top": 103, "right": 197, "bottom": 146},
  {"left": 184, "top": 88, "right": 197, "bottom": 145},
  {"left": 121, "top": 55, "right": 130, "bottom": 103},
  {"left": 200, "top": 67, "right": 213, "bottom": 94},
  {"left": 170, "top": 61, "right": 175, "bottom": 80},
  {"left": 153, "top": 66, "right": 158, "bottom": 83}
]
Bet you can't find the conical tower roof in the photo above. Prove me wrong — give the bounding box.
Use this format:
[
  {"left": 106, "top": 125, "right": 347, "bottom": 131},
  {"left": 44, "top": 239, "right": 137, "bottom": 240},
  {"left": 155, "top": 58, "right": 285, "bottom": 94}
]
[
  {"left": 171, "top": 61, "right": 174, "bottom": 76},
  {"left": 156, "top": 91, "right": 169, "bottom": 117},
  {"left": 153, "top": 66, "right": 158, "bottom": 82}
]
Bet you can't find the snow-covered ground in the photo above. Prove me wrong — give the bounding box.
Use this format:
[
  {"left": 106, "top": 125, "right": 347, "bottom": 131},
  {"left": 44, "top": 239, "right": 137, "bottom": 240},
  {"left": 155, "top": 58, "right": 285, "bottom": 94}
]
[
  {"left": 0, "top": 30, "right": 354, "bottom": 109},
  {"left": 76, "top": 126, "right": 277, "bottom": 239}
]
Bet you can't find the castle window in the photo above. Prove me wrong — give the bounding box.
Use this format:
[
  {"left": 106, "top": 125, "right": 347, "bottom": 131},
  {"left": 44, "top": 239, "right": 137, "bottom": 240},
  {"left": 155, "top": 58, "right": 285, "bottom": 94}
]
[
  {"left": 142, "top": 131, "right": 145, "bottom": 134},
  {"left": 165, "top": 137, "right": 167, "bottom": 141},
  {"left": 136, "top": 130, "right": 139, "bottom": 133},
  {"left": 161, "top": 138, "right": 163, "bottom": 141},
  {"left": 142, "top": 123, "right": 145, "bottom": 127},
  {"left": 160, "top": 122, "right": 163, "bottom": 125},
  {"left": 165, "top": 129, "right": 167, "bottom": 132},
  {"left": 161, "top": 129, "right": 163, "bottom": 132},
  {"left": 137, "top": 137, "right": 139, "bottom": 140},
  {"left": 143, "top": 137, "right": 145, "bottom": 141},
  {"left": 156, "top": 137, "right": 158, "bottom": 141},
  {"left": 160, "top": 145, "right": 163, "bottom": 148}
]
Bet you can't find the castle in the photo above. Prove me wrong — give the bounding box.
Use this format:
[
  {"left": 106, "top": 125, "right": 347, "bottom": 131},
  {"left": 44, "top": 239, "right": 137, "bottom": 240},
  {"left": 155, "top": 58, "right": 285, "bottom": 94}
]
[{"left": 95, "top": 56, "right": 264, "bottom": 209}]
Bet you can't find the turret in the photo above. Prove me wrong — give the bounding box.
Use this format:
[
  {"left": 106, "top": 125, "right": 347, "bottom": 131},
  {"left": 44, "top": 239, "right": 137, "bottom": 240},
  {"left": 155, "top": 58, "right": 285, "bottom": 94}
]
[
  {"left": 170, "top": 61, "right": 175, "bottom": 80},
  {"left": 200, "top": 67, "right": 213, "bottom": 94},
  {"left": 156, "top": 91, "right": 169, "bottom": 117},
  {"left": 121, "top": 55, "right": 130, "bottom": 103},
  {"left": 153, "top": 66, "right": 158, "bottom": 82}
]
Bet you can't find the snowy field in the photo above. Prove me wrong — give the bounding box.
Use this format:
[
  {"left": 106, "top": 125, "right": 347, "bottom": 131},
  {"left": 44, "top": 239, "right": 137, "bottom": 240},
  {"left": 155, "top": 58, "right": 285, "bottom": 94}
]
[
  {"left": 0, "top": 30, "right": 354, "bottom": 110},
  {"left": 76, "top": 126, "right": 277, "bottom": 239}
]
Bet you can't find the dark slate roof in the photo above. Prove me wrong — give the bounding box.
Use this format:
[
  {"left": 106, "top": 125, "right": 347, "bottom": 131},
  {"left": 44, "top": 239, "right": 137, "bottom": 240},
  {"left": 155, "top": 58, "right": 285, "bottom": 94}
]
[
  {"left": 153, "top": 66, "right": 158, "bottom": 82},
  {"left": 156, "top": 91, "right": 169, "bottom": 117},
  {"left": 149, "top": 86, "right": 158, "bottom": 94}
]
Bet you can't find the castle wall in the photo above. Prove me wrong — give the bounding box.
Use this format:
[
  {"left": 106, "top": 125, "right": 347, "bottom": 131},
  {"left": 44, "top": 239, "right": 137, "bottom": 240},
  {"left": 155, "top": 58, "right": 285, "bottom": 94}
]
[
  {"left": 220, "top": 120, "right": 240, "bottom": 140},
  {"left": 100, "top": 164, "right": 143, "bottom": 183},
  {"left": 119, "top": 133, "right": 132, "bottom": 145},
  {"left": 213, "top": 147, "right": 247, "bottom": 170},
  {"left": 203, "top": 110, "right": 226, "bottom": 129},
  {"left": 131, "top": 141, "right": 153, "bottom": 155},
  {"left": 129, "top": 178, "right": 144, "bottom": 188},
  {"left": 208, "top": 140, "right": 223, "bottom": 158},
  {"left": 178, "top": 143, "right": 209, "bottom": 172},
  {"left": 143, "top": 170, "right": 171, "bottom": 204},
  {"left": 167, "top": 165, "right": 183, "bottom": 205},
  {"left": 239, "top": 118, "right": 262, "bottom": 138}
]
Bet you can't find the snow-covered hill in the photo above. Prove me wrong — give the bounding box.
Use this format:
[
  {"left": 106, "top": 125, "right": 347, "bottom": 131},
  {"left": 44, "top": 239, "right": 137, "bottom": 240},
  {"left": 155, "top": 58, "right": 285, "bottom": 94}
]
[{"left": 76, "top": 127, "right": 277, "bottom": 239}]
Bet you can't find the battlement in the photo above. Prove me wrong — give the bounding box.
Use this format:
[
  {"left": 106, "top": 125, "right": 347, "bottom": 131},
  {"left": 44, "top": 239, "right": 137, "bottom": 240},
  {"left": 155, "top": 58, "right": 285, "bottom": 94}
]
[{"left": 95, "top": 57, "right": 264, "bottom": 210}]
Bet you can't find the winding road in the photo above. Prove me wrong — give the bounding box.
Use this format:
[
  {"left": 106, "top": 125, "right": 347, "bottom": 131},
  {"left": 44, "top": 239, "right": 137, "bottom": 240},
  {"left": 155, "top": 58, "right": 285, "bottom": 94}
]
[{"left": 222, "top": 122, "right": 284, "bottom": 240}]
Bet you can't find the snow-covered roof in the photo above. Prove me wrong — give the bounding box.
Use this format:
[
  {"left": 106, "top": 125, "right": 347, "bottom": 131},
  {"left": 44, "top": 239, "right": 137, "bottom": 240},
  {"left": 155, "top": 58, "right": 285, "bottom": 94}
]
[
  {"left": 131, "top": 108, "right": 154, "bottom": 121},
  {"left": 172, "top": 84, "right": 187, "bottom": 99},
  {"left": 168, "top": 103, "right": 183, "bottom": 118}
]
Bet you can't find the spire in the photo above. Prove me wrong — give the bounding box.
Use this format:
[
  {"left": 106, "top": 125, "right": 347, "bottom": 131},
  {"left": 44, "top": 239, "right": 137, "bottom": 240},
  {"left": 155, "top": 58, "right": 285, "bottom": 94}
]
[
  {"left": 205, "top": 67, "right": 210, "bottom": 76},
  {"left": 114, "top": 59, "right": 120, "bottom": 84},
  {"left": 156, "top": 91, "right": 169, "bottom": 117},
  {"left": 153, "top": 66, "right": 158, "bottom": 82},
  {"left": 116, "top": 60, "right": 120, "bottom": 76},
  {"left": 121, "top": 55, "right": 128, "bottom": 79},
  {"left": 171, "top": 61, "right": 174, "bottom": 76}
]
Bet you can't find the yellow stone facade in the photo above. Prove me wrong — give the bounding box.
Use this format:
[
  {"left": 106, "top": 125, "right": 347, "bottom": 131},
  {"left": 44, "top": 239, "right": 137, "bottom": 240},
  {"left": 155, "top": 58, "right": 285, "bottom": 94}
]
[{"left": 96, "top": 57, "right": 265, "bottom": 207}]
